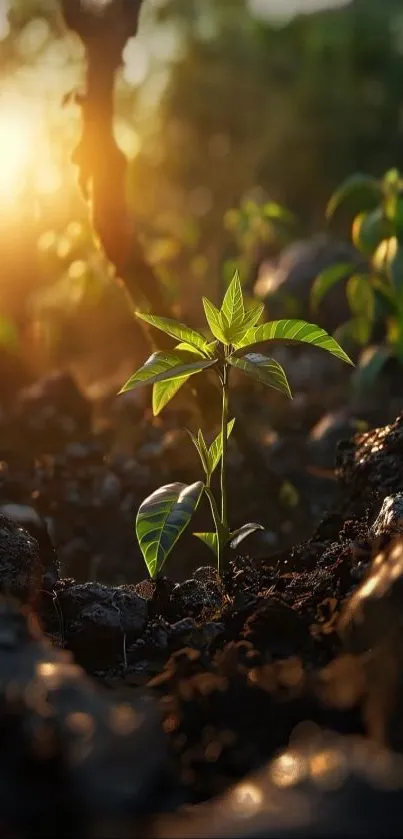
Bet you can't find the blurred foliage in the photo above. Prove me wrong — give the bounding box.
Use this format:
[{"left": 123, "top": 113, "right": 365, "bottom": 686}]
[
  {"left": 1, "top": 0, "right": 403, "bottom": 376},
  {"left": 312, "top": 167, "right": 403, "bottom": 386}
]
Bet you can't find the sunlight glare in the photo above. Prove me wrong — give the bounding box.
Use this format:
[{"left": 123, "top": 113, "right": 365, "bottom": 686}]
[
  {"left": 0, "top": 98, "right": 32, "bottom": 199},
  {"left": 36, "top": 162, "right": 62, "bottom": 195},
  {"left": 123, "top": 39, "right": 149, "bottom": 86}
]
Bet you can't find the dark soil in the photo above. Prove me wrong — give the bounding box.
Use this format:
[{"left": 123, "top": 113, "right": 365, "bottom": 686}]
[{"left": 2, "top": 366, "right": 403, "bottom": 835}]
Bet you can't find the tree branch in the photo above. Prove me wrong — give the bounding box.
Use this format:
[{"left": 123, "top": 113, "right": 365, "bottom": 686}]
[{"left": 61, "top": 0, "right": 171, "bottom": 321}]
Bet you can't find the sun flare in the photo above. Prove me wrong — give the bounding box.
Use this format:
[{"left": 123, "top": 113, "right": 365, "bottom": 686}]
[
  {"left": 0, "top": 103, "right": 32, "bottom": 198},
  {"left": 0, "top": 90, "right": 63, "bottom": 206}
]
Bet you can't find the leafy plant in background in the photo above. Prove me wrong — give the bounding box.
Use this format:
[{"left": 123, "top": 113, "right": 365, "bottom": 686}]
[
  {"left": 224, "top": 198, "right": 295, "bottom": 287},
  {"left": 311, "top": 168, "right": 403, "bottom": 384},
  {"left": 120, "top": 271, "right": 352, "bottom": 579}
]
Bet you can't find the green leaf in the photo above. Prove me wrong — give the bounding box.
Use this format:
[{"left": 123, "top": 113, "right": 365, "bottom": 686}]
[
  {"left": 136, "top": 481, "right": 204, "bottom": 578},
  {"left": 185, "top": 428, "right": 209, "bottom": 474},
  {"left": 152, "top": 376, "right": 190, "bottom": 416},
  {"left": 119, "top": 351, "right": 217, "bottom": 394},
  {"left": 346, "top": 275, "right": 374, "bottom": 339},
  {"left": 186, "top": 427, "right": 202, "bottom": 456},
  {"left": 333, "top": 318, "right": 363, "bottom": 348},
  {"left": 383, "top": 168, "right": 400, "bottom": 189},
  {"left": 241, "top": 301, "right": 265, "bottom": 331},
  {"left": 175, "top": 341, "right": 208, "bottom": 358},
  {"left": 262, "top": 202, "right": 295, "bottom": 224},
  {"left": 386, "top": 192, "right": 403, "bottom": 233},
  {"left": 353, "top": 346, "right": 393, "bottom": 391},
  {"left": 234, "top": 320, "right": 354, "bottom": 365},
  {"left": 326, "top": 174, "right": 382, "bottom": 220},
  {"left": 228, "top": 353, "right": 292, "bottom": 397},
  {"left": 221, "top": 270, "right": 245, "bottom": 338},
  {"left": 203, "top": 297, "right": 229, "bottom": 344},
  {"left": 352, "top": 208, "right": 392, "bottom": 257},
  {"left": 229, "top": 523, "right": 264, "bottom": 550},
  {"left": 194, "top": 531, "right": 219, "bottom": 556},
  {"left": 388, "top": 244, "right": 403, "bottom": 296},
  {"left": 197, "top": 429, "right": 210, "bottom": 474},
  {"left": 225, "top": 302, "right": 266, "bottom": 345},
  {"left": 311, "top": 262, "right": 355, "bottom": 312},
  {"left": 135, "top": 312, "right": 210, "bottom": 354},
  {"left": 208, "top": 418, "right": 236, "bottom": 476}
]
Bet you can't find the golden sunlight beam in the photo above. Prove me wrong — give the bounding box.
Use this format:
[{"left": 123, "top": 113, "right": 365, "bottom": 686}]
[
  {"left": 0, "top": 98, "right": 32, "bottom": 199},
  {"left": 0, "top": 89, "right": 63, "bottom": 206}
]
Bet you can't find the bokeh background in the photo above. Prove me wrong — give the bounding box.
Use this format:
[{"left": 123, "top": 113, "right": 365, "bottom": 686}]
[{"left": 1, "top": 0, "right": 403, "bottom": 386}]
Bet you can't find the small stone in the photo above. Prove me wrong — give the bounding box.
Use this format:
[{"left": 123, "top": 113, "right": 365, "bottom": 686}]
[
  {"left": 371, "top": 494, "right": 403, "bottom": 537},
  {"left": 193, "top": 566, "right": 219, "bottom": 584},
  {"left": 171, "top": 579, "right": 222, "bottom": 621},
  {"left": 0, "top": 513, "right": 42, "bottom": 603},
  {"left": 60, "top": 582, "right": 148, "bottom": 669}
]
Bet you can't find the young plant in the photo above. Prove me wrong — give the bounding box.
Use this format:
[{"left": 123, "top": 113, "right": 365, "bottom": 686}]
[
  {"left": 120, "top": 271, "right": 352, "bottom": 579},
  {"left": 311, "top": 168, "right": 403, "bottom": 383}
]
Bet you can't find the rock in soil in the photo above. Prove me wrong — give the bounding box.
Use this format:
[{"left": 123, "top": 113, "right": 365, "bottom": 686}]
[
  {"left": 57, "top": 581, "right": 148, "bottom": 670},
  {"left": 0, "top": 512, "right": 42, "bottom": 603},
  {"left": 0, "top": 596, "right": 169, "bottom": 837},
  {"left": 371, "top": 493, "right": 403, "bottom": 537}
]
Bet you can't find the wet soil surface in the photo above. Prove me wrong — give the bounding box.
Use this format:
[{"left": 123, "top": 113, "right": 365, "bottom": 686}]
[{"left": 2, "top": 367, "right": 403, "bottom": 834}]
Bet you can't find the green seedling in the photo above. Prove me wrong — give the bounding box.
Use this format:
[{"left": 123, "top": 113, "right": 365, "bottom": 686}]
[
  {"left": 311, "top": 168, "right": 403, "bottom": 385},
  {"left": 120, "top": 271, "right": 352, "bottom": 578}
]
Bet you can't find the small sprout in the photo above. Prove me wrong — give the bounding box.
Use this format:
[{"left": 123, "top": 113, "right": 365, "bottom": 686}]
[{"left": 120, "top": 270, "right": 352, "bottom": 578}]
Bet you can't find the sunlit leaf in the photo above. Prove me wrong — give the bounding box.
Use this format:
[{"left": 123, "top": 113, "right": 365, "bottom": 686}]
[
  {"left": 185, "top": 428, "right": 209, "bottom": 474},
  {"left": 194, "top": 531, "right": 219, "bottom": 556},
  {"left": 263, "top": 202, "right": 295, "bottom": 224},
  {"left": 229, "top": 523, "right": 264, "bottom": 549},
  {"left": 241, "top": 301, "right": 265, "bottom": 331},
  {"left": 234, "top": 320, "right": 353, "bottom": 365},
  {"left": 311, "top": 262, "right": 355, "bottom": 312},
  {"left": 185, "top": 427, "right": 200, "bottom": 451},
  {"left": 135, "top": 312, "right": 210, "bottom": 354},
  {"left": 197, "top": 429, "right": 210, "bottom": 474},
  {"left": 136, "top": 481, "right": 204, "bottom": 578},
  {"left": 229, "top": 353, "right": 292, "bottom": 397},
  {"left": 383, "top": 168, "right": 400, "bottom": 189},
  {"left": 326, "top": 174, "right": 381, "bottom": 220},
  {"left": 352, "top": 208, "right": 392, "bottom": 257},
  {"left": 175, "top": 341, "right": 208, "bottom": 358},
  {"left": 208, "top": 418, "right": 236, "bottom": 475},
  {"left": 119, "top": 351, "right": 217, "bottom": 394},
  {"left": 221, "top": 270, "right": 245, "bottom": 338},
  {"left": 203, "top": 297, "right": 229, "bottom": 343},
  {"left": 225, "top": 301, "right": 266, "bottom": 345},
  {"left": 152, "top": 376, "right": 190, "bottom": 416}
]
